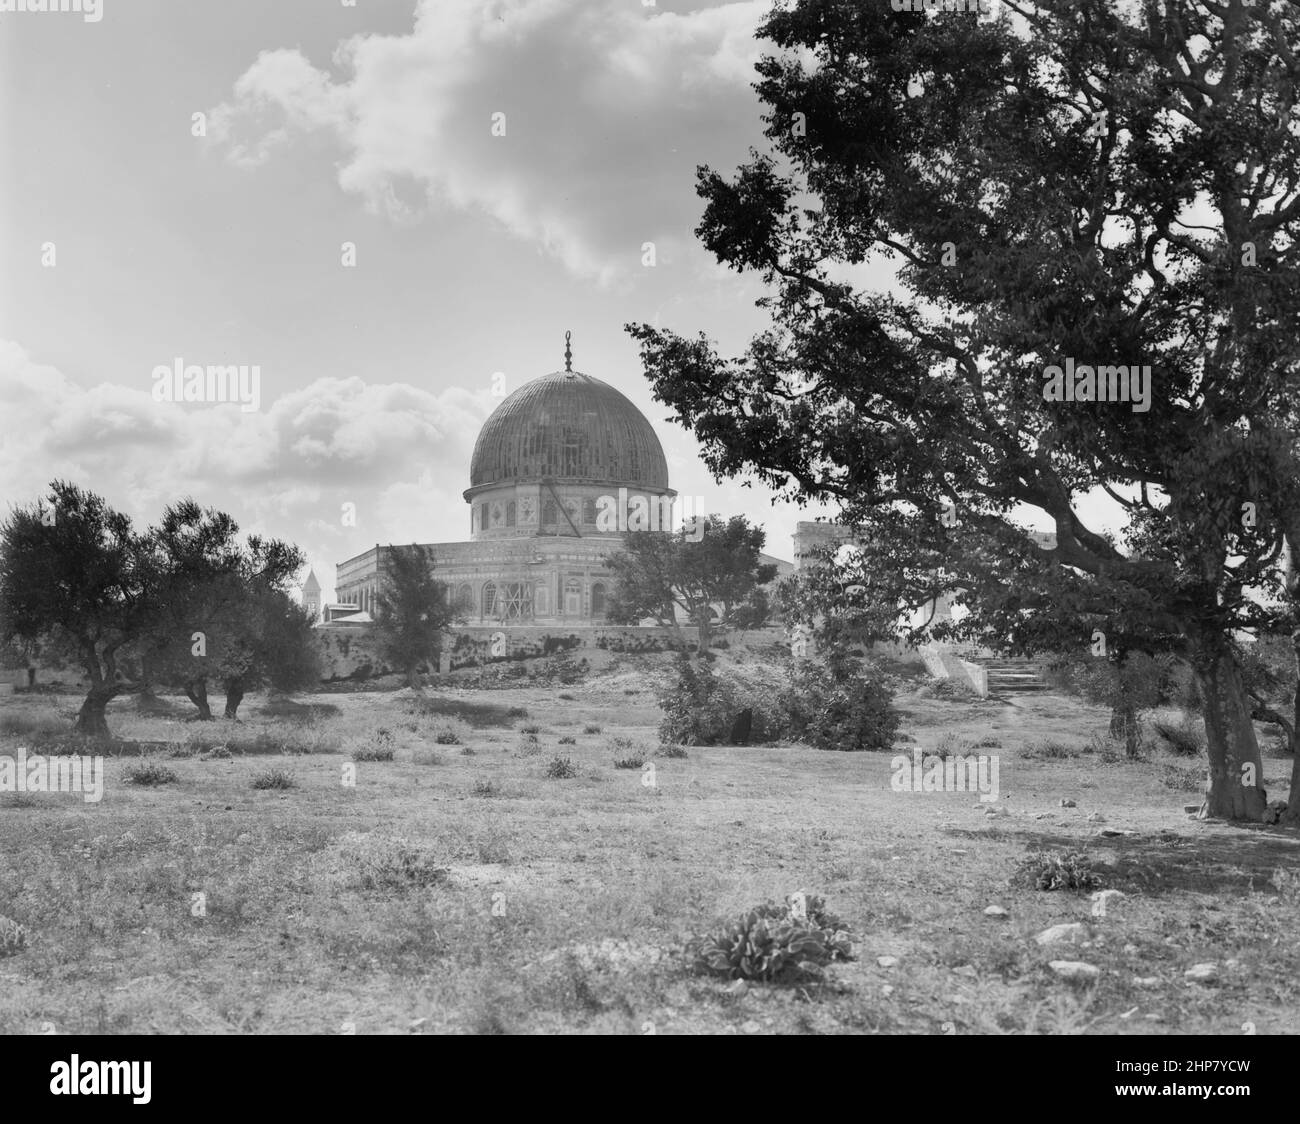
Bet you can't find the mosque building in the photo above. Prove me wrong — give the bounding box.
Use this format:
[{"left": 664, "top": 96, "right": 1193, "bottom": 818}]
[{"left": 319, "top": 335, "right": 700, "bottom": 627}]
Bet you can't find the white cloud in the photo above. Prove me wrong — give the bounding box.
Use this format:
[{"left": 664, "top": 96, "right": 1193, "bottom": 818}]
[
  {"left": 209, "top": 0, "right": 769, "bottom": 281},
  {"left": 0, "top": 340, "right": 492, "bottom": 587}
]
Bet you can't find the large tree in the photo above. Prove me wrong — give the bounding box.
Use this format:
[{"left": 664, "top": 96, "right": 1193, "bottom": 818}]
[
  {"left": 0, "top": 483, "right": 157, "bottom": 737},
  {"left": 627, "top": 0, "right": 1300, "bottom": 822},
  {"left": 605, "top": 515, "right": 777, "bottom": 651},
  {"left": 373, "top": 544, "right": 454, "bottom": 689},
  {"left": 143, "top": 501, "right": 307, "bottom": 719}
]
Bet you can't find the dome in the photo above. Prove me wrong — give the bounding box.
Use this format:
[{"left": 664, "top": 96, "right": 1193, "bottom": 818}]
[{"left": 468, "top": 369, "right": 670, "bottom": 492}]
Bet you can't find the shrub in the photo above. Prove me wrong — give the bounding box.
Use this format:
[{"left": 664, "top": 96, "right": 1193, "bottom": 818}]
[
  {"left": 124, "top": 761, "right": 178, "bottom": 786},
  {"left": 334, "top": 832, "right": 448, "bottom": 890},
  {"left": 352, "top": 744, "right": 395, "bottom": 762},
  {"left": 662, "top": 744, "right": 689, "bottom": 759},
  {"left": 545, "top": 755, "right": 578, "bottom": 779},
  {"left": 558, "top": 693, "right": 576, "bottom": 701},
  {"left": 782, "top": 656, "right": 900, "bottom": 752},
  {"left": 460, "top": 746, "right": 477, "bottom": 757},
  {"left": 519, "top": 723, "right": 542, "bottom": 734},
  {"left": 1011, "top": 851, "right": 1106, "bottom": 892},
  {"left": 558, "top": 735, "right": 576, "bottom": 745},
  {"left": 433, "top": 727, "right": 461, "bottom": 745},
  {"left": 0, "top": 915, "right": 28, "bottom": 957},
  {"left": 1021, "top": 739, "right": 1084, "bottom": 761},
  {"left": 251, "top": 768, "right": 295, "bottom": 791},
  {"left": 657, "top": 654, "right": 740, "bottom": 746},
  {"left": 1158, "top": 762, "right": 1204, "bottom": 792},
  {"left": 507, "top": 706, "right": 528, "bottom": 718},
  {"left": 471, "top": 780, "right": 499, "bottom": 797},
  {"left": 930, "top": 677, "right": 980, "bottom": 701},
  {"left": 1153, "top": 718, "right": 1204, "bottom": 757},
  {"left": 690, "top": 895, "right": 853, "bottom": 982},
  {"left": 973, "top": 735, "right": 1001, "bottom": 748},
  {"left": 930, "top": 733, "right": 974, "bottom": 759},
  {"left": 613, "top": 753, "right": 646, "bottom": 770},
  {"left": 207, "top": 745, "right": 232, "bottom": 760},
  {"left": 583, "top": 724, "right": 602, "bottom": 735}
]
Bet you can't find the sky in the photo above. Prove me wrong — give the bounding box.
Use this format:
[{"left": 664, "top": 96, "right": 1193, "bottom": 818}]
[{"left": 1, "top": 0, "right": 1095, "bottom": 604}]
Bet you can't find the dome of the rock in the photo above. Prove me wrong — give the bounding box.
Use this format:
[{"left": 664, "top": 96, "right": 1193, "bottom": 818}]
[{"left": 468, "top": 369, "right": 669, "bottom": 491}]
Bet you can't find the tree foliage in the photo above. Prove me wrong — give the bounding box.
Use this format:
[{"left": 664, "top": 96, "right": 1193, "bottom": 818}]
[
  {"left": 373, "top": 543, "right": 455, "bottom": 689},
  {"left": 605, "top": 515, "right": 777, "bottom": 649},
  {"left": 626, "top": 0, "right": 1300, "bottom": 822}
]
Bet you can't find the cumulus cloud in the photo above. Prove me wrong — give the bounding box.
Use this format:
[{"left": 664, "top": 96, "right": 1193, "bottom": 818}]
[
  {"left": 0, "top": 341, "right": 492, "bottom": 596},
  {"left": 209, "top": 0, "right": 769, "bottom": 281}
]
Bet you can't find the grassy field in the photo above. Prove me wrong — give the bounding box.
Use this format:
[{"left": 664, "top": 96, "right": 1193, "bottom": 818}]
[{"left": 1, "top": 657, "right": 1298, "bottom": 1035}]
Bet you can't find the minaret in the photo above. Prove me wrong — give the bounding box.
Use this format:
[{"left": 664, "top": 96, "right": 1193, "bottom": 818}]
[{"left": 302, "top": 568, "right": 322, "bottom": 623}]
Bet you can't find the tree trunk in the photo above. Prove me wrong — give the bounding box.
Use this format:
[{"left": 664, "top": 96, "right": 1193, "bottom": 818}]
[
  {"left": 223, "top": 680, "right": 245, "bottom": 720},
  {"left": 1280, "top": 627, "right": 1300, "bottom": 826},
  {"left": 1197, "top": 650, "right": 1267, "bottom": 822},
  {"left": 1109, "top": 703, "right": 1140, "bottom": 756},
  {"left": 184, "top": 680, "right": 213, "bottom": 720},
  {"left": 695, "top": 606, "right": 712, "bottom": 653},
  {"left": 74, "top": 686, "right": 117, "bottom": 739}
]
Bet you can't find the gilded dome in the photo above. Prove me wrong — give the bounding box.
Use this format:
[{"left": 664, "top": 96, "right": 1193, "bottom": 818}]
[{"left": 468, "top": 370, "right": 670, "bottom": 492}]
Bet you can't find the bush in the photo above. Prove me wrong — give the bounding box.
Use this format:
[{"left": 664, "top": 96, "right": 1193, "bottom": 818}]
[
  {"left": 471, "top": 780, "right": 500, "bottom": 797},
  {"left": 251, "top": 768, "right": 295, "bottom": 791},
  {"left": 613, "top": 753, "right": 646, "bottom": 769},
  {"left": 558, "top": 734, "right": 576, "bottom": 745},
  {"left": 930, "top": 677, "right": 980, "bottom": 701},
  {"left": 657, "top": 647, "right": 900, "bottom": 750},
  {"left": 123, "top": 761, "right": 178, "bottom": 786},
  {"left": 1021, "top": 739, "right": 1085, "bottom": 761},
  {"left": 558, "top": 693, "right": 576, "bottom": 701},
  {"left": 582, "top": 724, "right": 602, "bottom": 735},
  {"left": 352, "top": 744, "right": 395, "bottom": 762},
  {"left": 334, "top": 832, "right": 448, "bottom": 890},
  {"left": 433, "top": 726, "right": 461, "bottom": 745},
  {"left": 519, "top": 723, "right": 542, "bottom": 734},
  {"left": 782, "top": 656, "right": 900, "bottom": 752},
  {"left": 1012, "top": 851, "right": 1106, "bottom": 892},
  {"left": 657, "top": 655, "right": 741, "bottom": 746},
  {"left": 690, "top": 895, "right": 853, "bottom": 982},
  {"left": 1153, "top": 718, "right": 1204, "bottom": 757},
  {"left": 930, "top": 733, "right": 974, "bottom": 759},
  {"left": 662, "top": 744, "right": 689, "bottom": 758},
  {"left": 507, "top": 706, "right": 528, "bottom": 718},
  {"left": 545, "top": 755, "right": 578, "bottom": 779},
  {"left": 0, "top": 915, "right": 28, "bottom": 957}
]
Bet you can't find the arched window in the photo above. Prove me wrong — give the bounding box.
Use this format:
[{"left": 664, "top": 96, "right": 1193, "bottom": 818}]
[
  {"left": 542, "top": 499, "right": 557, "bottom": 526},
  {"left": 506, "top": 500, "right": 516, "bottom": 527},
  {"left": 591, "top": 582, "right": 607, "bottom": 617},
  {"left": 482, "top": 582, "right": 497, "bottom": 618},
  {"left": 583, "top": 497, "right": 597, "bottom": 525},
  {"left": 535, "top": 580, "right": 550, "bottom": 616}
]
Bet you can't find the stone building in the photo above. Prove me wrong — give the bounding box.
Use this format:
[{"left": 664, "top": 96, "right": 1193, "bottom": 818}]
[{"left": 333, "top": 338, "right": 683, "bottom": 625}]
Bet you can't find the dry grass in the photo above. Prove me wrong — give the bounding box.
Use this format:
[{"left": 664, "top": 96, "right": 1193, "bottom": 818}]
[{"left": 0, "top": 672, "right": 1296, "bottom": 1034}]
